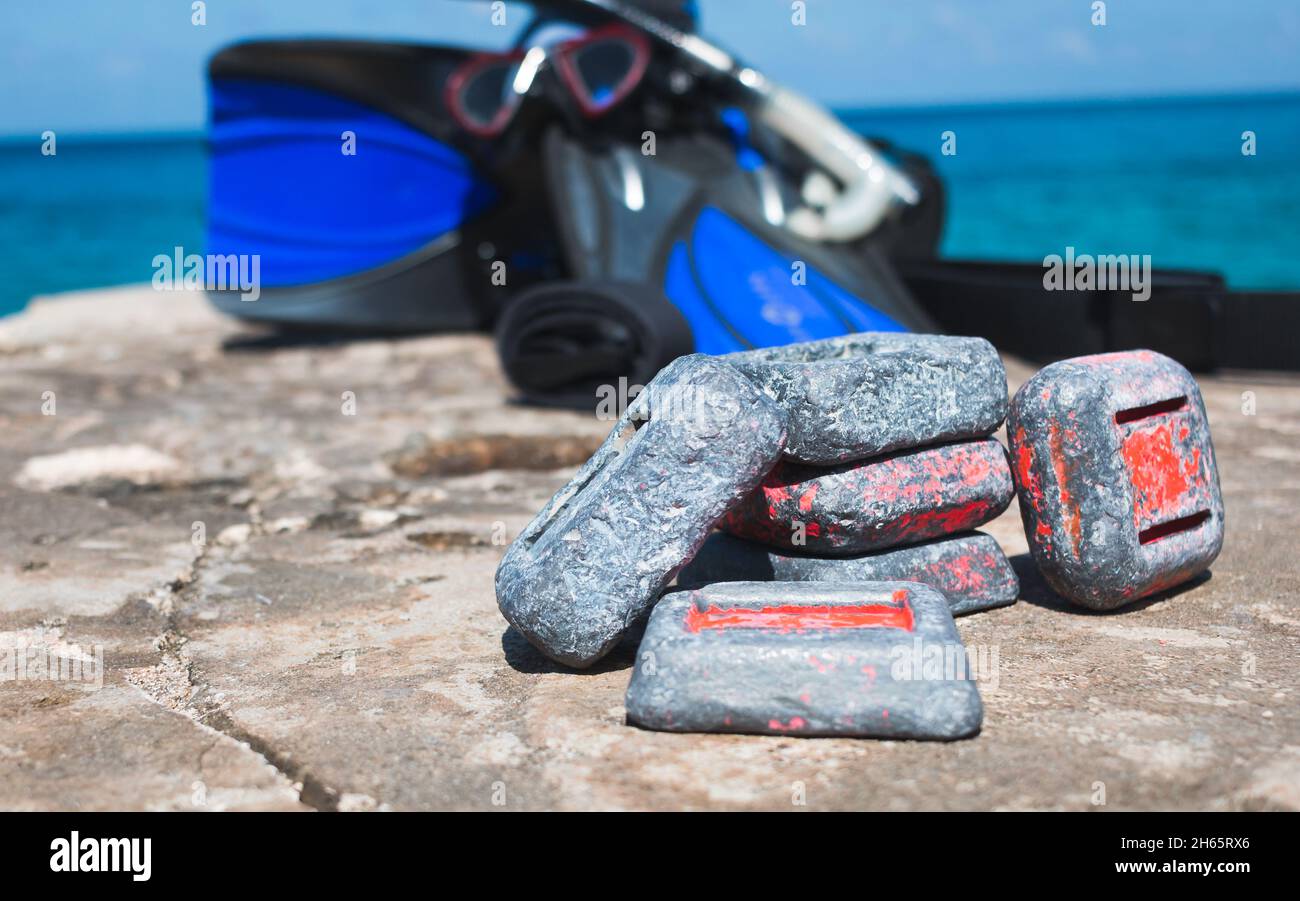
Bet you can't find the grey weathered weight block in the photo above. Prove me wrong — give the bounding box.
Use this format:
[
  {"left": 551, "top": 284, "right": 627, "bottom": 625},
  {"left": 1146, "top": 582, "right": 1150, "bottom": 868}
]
[
  {"left": 723, "top": 438, "right": 1015, "bottom": 556},
  {"left": 678, "top": 530, "right": 1018, "bottom": 616},
  {"left": 625, "top": 581, "right": 983, "bottom": 739},
  {"left": 723, "top": 333, "right": 1008, "bottom": 465},
  {"left": 1008, "top": 350, "right": 1224, "bottom": 609},
  {"left": 495, "top": 355, "right": 787, "bottom": 668}
]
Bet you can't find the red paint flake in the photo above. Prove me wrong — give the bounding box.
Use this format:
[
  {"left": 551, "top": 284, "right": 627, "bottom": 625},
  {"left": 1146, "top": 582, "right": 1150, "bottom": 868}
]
[
  {"left": 891, "top": 499, "right": 995, "bottom": 542},
  {"left": 769, "top": 717, "right": 807, "bottom": 732},
  {"left": 763, "top": 484, "right": 791, "bottom": 505},
  {"left": 1048, "top": 421, "right": 1082, "bottom": 558},
  {"left": 798, "top": 481, "right": 819, "bottom": 513},
  {"left": 685, "top": 596, "right": 915, "bottom": 633},
  {"left": 958, "top": 448, "right": 994, "bottom": 487},
  {"left": 934, "top": 554, "right": 988, "bottom": 591},
  {"left": 1014, "top": 428, "right": 1041, "bottom": 501},
  {"left": 1121, "top": 418, "right": 1193, "bottom": 528}
]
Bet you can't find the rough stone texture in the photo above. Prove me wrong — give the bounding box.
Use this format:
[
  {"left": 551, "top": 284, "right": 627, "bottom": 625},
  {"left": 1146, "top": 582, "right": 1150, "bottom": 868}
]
[
  {"left": 496, "top": 355, "right": 787, "bottom": 668},
  {"left": 679, "top": 531, "right": 1018, "bottom": 616},
  {"left": 723, "top": 332, "right": 1008, "bottom": 465},
  {"left": 1, "top": 287, "right": 1297, "bottom": 810},
  {"left": 626, "top": 581, "right": 982, "bottom": 739},
  {"left": 1009, "top": 351, "right": 1225, "bottom": 610},
  {"left": 724, "top": 438, "right": 1014, "bottom": 555}
]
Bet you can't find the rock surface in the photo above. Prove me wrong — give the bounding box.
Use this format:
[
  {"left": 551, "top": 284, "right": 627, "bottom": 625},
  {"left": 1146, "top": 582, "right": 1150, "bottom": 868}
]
[{"left": 0, "top": 287, "right": 1297, "bottom": 810}]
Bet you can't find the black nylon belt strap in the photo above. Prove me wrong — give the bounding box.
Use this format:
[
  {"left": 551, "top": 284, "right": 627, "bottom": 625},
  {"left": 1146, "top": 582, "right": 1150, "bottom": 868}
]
[{"left": 898, "top": 260, "right": 1300, "bottom": 372}]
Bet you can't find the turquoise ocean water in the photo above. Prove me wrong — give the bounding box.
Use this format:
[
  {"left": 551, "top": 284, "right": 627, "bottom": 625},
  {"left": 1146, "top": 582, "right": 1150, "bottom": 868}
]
[{"left": 1, "top": 92, "right": 1297, "bottom": 318}]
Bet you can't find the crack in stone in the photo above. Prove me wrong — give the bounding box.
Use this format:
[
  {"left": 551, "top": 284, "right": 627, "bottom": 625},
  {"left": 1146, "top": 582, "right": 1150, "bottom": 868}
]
[{"left": 125, "top": 531, "right": 349, "bottom": 813}]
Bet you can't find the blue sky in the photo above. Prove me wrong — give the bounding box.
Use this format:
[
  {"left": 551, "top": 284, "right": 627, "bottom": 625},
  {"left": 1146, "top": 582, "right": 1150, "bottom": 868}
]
[{"left": 4, "top": 0, "right": 1299, "bottom": 135}]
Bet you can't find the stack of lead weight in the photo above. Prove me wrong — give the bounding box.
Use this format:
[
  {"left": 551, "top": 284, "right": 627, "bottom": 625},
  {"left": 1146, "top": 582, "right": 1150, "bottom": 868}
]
[
  {"left": 681, "top": 333, "right": 1021, "bottom": 617},
  {"left": 497, "top": 335, "right": 1016, "bottom": 740},
  {"left": 498, "top": 337, "right": 1227, "bottom": 742}
]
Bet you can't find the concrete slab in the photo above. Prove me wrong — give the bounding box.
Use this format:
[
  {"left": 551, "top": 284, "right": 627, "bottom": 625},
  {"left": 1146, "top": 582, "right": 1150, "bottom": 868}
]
[{"left": 1, "top": 288, "right": 1296, "bottom": 810}]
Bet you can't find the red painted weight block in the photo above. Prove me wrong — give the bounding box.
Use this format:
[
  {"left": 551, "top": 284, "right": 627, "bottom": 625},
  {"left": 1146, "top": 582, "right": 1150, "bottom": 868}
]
[{"left": 1008, "top": 350, "right": 1224, "bottom": 609}]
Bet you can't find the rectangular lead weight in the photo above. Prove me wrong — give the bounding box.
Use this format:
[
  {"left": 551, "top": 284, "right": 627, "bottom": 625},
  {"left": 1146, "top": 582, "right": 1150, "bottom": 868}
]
[
  {"left": 677, "top": 531, "right": 1018, "bottom": 616},
  {"left": 625, "top": 581, "right": 983, "bottom": 739},
  {"left": 723, "top": 438, "right": 1014, "bottom": 555},
  {"left": 723, "top": 332, "right": 1008, "bottom": 465},
  {"left": 496, "top": 355, "right": 787, "bottom": 668}
]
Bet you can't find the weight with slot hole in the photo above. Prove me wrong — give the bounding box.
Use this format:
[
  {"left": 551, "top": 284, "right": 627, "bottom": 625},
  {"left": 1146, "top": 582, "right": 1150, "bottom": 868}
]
[{"left": 1008, "top": 350, "right": 1224, "bottom": 609}]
